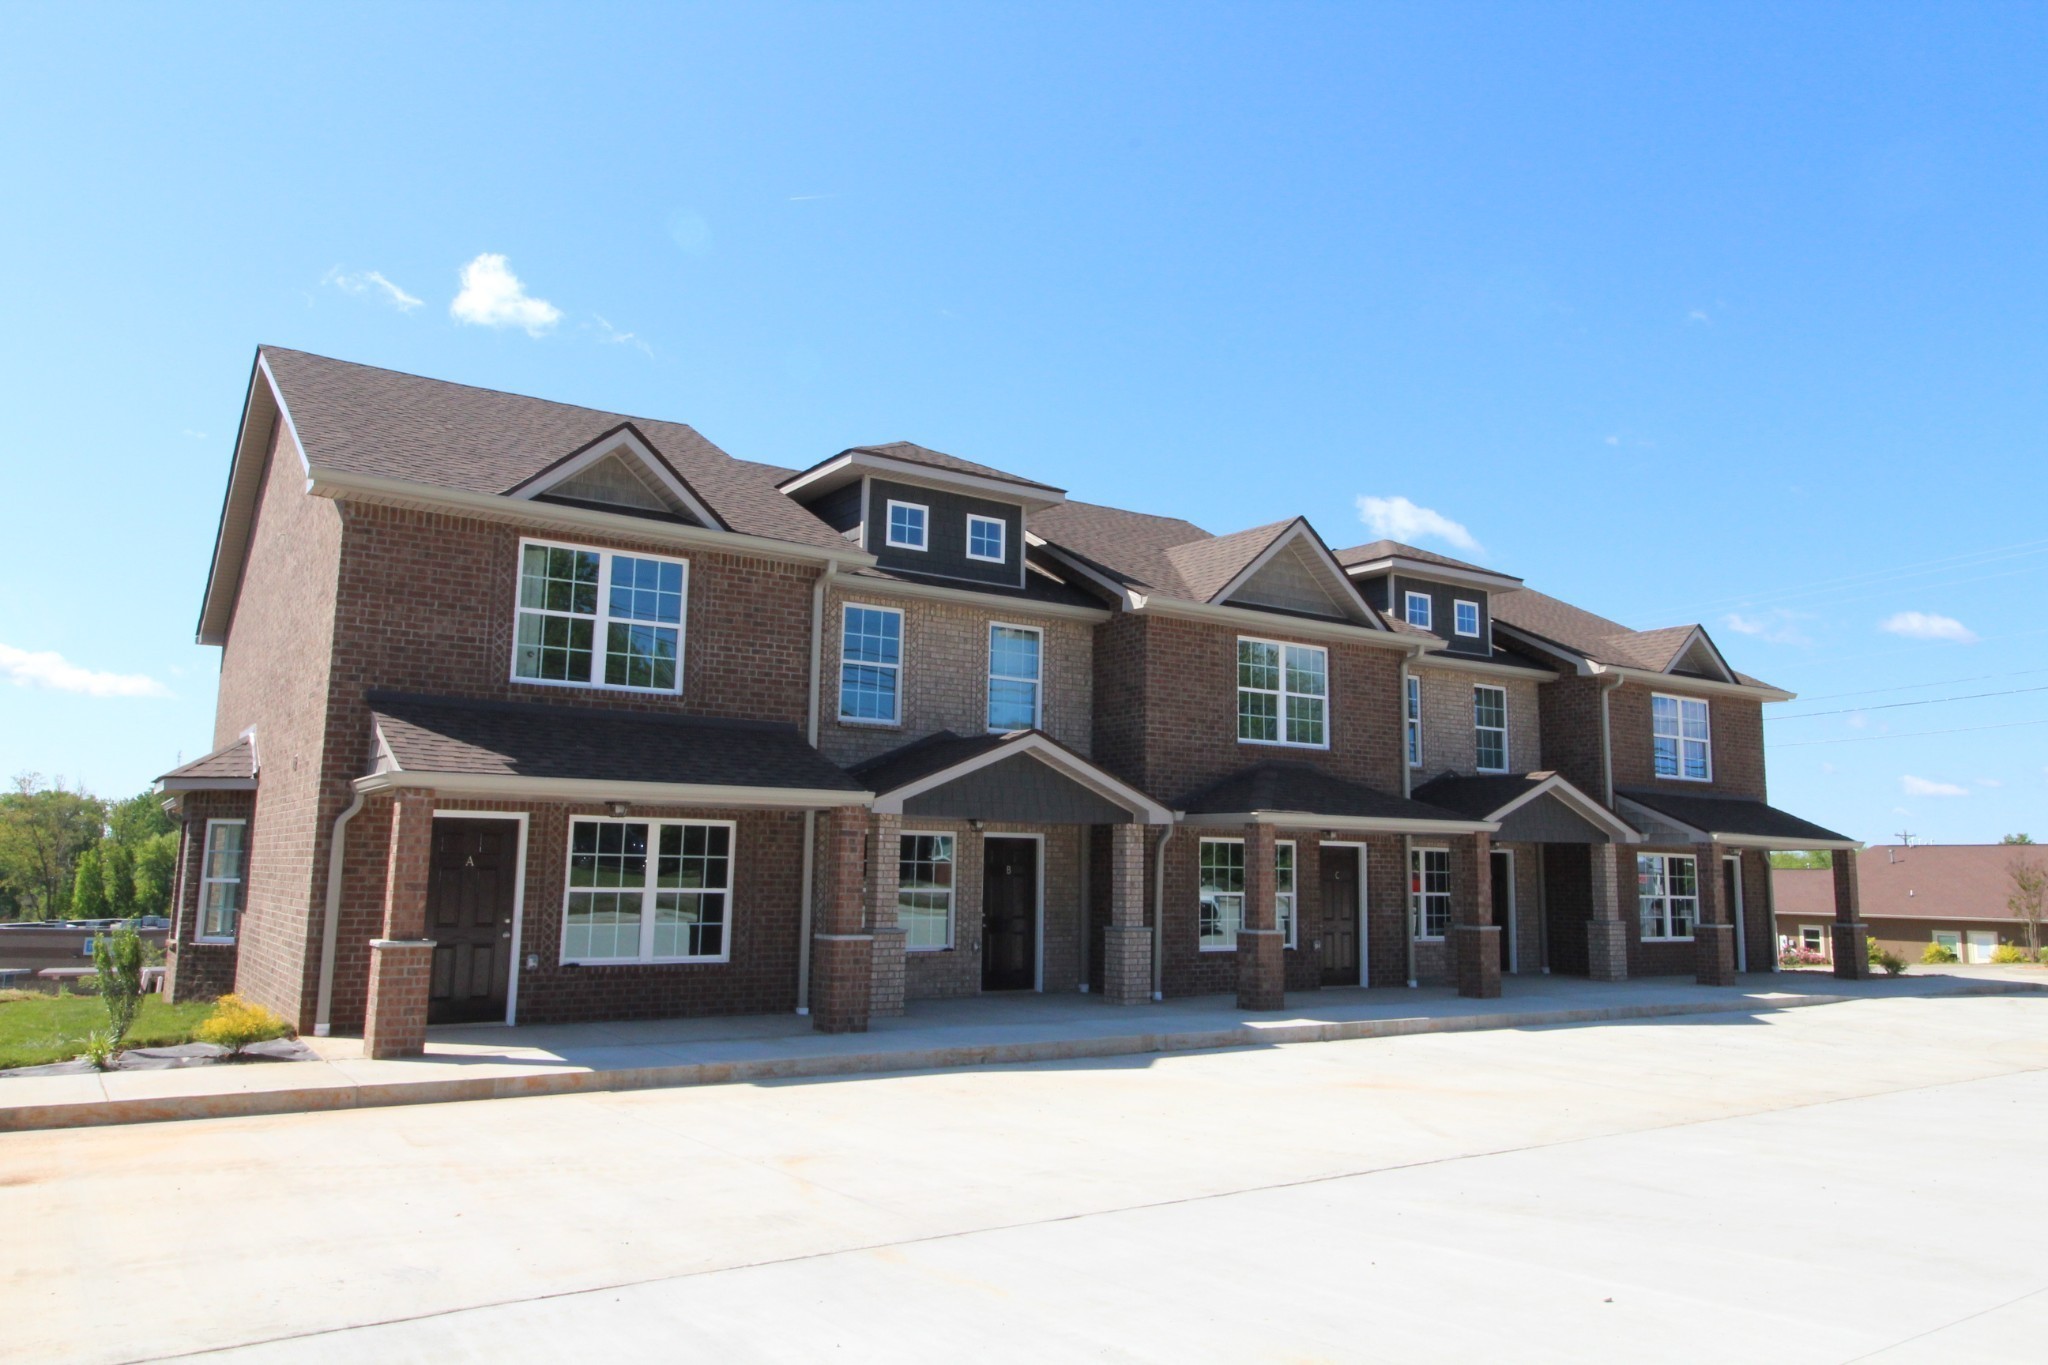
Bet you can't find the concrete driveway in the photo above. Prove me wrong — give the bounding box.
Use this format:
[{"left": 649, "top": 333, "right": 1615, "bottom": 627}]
[{"left": 6, "top": 993, "right": 2045, "bottom": 1362}]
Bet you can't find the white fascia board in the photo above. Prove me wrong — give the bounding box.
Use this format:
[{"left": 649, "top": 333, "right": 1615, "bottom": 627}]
[
  {"left": 1410, "top": 651, "right": 1559, "bottom": 683},
  {"left": 354, "top": 770, "right": 873, "bottom": 809},
  {"left": 1179, "top": 811, "right": 1501, "bottom": 835},
  {"left": 781, "top": 452, "right": 1065, "bottom": 509},
  {"left": 506, "top": 425, "right": 721, "bottom": 529},
  {"left": 1213, "top": 520, "right": 1384, "bottom": 628},
  {"left": 1138, "top": 597, "right": 1422, "bottom": 653},
  {"left": 824, "top": 570, "right": 1111, "bottom": 623},
  {"left": 1490, "top": 775, "right": 1640, "bottom": 841},
  {"left": 1595, "top": 663, "right": 1794, "bottom": 703},
  {"left": 873, "top": 733, "right": 1174, "bottom": 824},
  {"left": 306, "top": 468, "right": 876, "bottom": 570},
  {"left": 1343, "top": 558, "right": 1522, "bottom": 591}
]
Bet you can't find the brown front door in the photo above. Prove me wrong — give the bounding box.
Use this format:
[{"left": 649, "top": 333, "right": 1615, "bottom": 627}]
[
  {"left": 1319, "top": 846, "right": 1360, "bottom": 986},
  {"left": 427, "top": 818, "right": 517, "bottom": 1024},
  {"left": 1491, "top": 849, "right": 1514, "bottom": 972},
  {"left": 982, "top": 837, "right": 1037, "bottom": 991}
]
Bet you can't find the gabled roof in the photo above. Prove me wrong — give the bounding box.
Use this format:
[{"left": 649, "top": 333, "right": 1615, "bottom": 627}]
[
  {"left": 1334, "top": 539, "right": 1524, "bottom": 589},
  {"left": 848, "top": 729, "right": 1173, "bottom": 823},
  {"left": 1491, "top": 588, "right": 1776, "bottom": 696},
  {"left": 1615, "top": 788, "right": 1858, "bottom": 850},
  {"left": 1411, "top": 771, "right": 1638, "bottom": 842},
  {"left": 1177, "top": 762, "right": 1495, "bottom": 833},
  {"left": 1774, "top": 845, "right": 2045, "bottom": 923},
  {"left": 157, "top": 737, "right": 257, "bottom": 791},
  {"left": 502, "top": 422, "right": 726, "bottom": 529},
  {"left": 776, "top": 440, "right": 1066, "bottom": 508}
]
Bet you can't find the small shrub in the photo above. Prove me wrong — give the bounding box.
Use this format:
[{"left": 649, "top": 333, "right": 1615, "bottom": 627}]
[
  {"left": 2037, "top": 947, "right": 2048, "bottom": 966},
  {"left": 194, "top": 995, "right": 294, "bottom": 1053},
  {"left": 93, "top": 926, "right": 145, "bottom": 1047},
  {"left": 1922, "top": 941, "right": 1959, "bottom": 965},
  {"left": 1991, "top": 943, "right": 2029, "bottom": 965},
  {"left": 81, "top": 1029, "right": 116, "bottom": 1070},
  {"left": 1866, "top": 936, "right": 1885, "bottom": 966},
  {"left": 1879, "top": 952, "right": 1907, "bottom": 976},
  {"left": 1780, "top": 946, "right": 1828, "bottom": 968}
]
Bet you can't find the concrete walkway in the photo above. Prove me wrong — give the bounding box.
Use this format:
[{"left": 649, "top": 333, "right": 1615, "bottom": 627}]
[{"left": 2, "top": 967, "right": 2039, "bottom": 1131}]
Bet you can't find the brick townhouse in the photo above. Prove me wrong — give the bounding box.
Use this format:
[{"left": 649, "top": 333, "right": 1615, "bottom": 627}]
[{"left": 155, "top": 348, "right": 1871, "bottom": 1057}]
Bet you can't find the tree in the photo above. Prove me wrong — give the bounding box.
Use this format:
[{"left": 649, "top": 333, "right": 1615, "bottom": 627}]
[
  {"left": 0, "top": 774, "right": 106, "bottom": 920},
  {"left": 70, "top": 844, "right": 109, "bottom": 918},
  {"left": 93, "top": 925, "right": 145, "bottom": 1049},
  {"left": 2008, "top": 853, "right": 2048, "bottom": 956},
  {"left": 106, "top": 791, "right": 173, "bottom": 847},
  {"left": 1770, "top": 850, "right": 1833, "bottom": 870},
  {"left": 2001, "top": 833, "right": 2035, "bottom": 845},
  {"left": 132, "top": 831, "right": 178, "bottom": 918},
  {"left": 100, "top": 840, "right": 137, "bottom": 918}
]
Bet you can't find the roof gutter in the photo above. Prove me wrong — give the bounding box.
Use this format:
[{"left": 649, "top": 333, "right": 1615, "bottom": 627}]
[
  {"left": 352, "top": 770, "right": 873, "bottom": 809},
  {"left": 1135, "top": 597, "right": 1423, "bottom": 652},
  {"left": 1178, "top": 811, "right": 1500, "bottom": 836}
]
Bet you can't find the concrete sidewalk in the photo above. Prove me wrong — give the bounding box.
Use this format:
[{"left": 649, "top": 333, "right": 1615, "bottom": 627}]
[{"left": 2, "top": 967, "right": 2039, "bottom": 1132}]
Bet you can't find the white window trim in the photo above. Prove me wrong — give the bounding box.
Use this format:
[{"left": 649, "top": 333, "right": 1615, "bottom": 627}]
[
  {"left": 1406, "top": 675, "right": 1423, "bottom": 769},
  {"left": 1638, "top": 852, "right": 1699, "bottom": 942},
  {"left": 987, "top": 621, "right": 1044, "bottom": 732},
  {"left": 898, "top": 830, "right": 956, "bottom": 953},
  {"left": 1276, "top": 839, "right": 1297, "bottom": 950},
  {"left": 965, "top": 514, "right": 1007, "bottom": 564},
  {"left": 1474, "top": 684, "right": 1509, "bottom": 773},
  {"left": 1800, "top": 925, "right": 1827, "bottom": 953},
  {"left": 884, "top": 499, "right": 929, "bottom": 551},
  {"left": 196, "top": 818, "right": 246, "bottom": 944},
  {"left": 1198, "top": 837, "right": 1246, "bottom": 952},
  {"left": 1410, "top": 845, "right": 1450, "bottom": 942},
  {"left": 838, "top": 602, "right": 904, "bottom": 727},
  {"left": 1454, "top": 599, "right": 1482, "bottom": 638},
  {"left": 1652, "top": 692, "right": 1713, "bottom": 783},
  {"left": 558, "top": 816, "right": 736, "bottom": 966},
  {"left": 1404, "top": 591, "right": 1433, "bottom": 630},
  {"left": 1236, "top": 636, "right": 1331, "bottom": 751},
  {"left": 510, "top": 536, "right": 689, "bottom": 696}
]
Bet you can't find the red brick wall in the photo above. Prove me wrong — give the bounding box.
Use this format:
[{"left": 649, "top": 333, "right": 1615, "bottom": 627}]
[
  {"left": 1608, "top": 683, "right": 1766, "bottom": 799},
  {"left": 163, "top": 790, "right": 253, "bottom": 1003}
]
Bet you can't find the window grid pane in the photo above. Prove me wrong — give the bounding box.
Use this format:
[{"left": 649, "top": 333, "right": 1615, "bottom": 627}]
[
  {"left": 1411, "top": 848, "right": 1451, "bottom": 938},
  {"left": 888, "top": 503, "right": 927, "bottom": 547},
  {"left": 1199, "top": 840, "right": 1246, "bottom": 948},
  {"left": 988, "top": 626, "right": 1041, "bottom": 731},
  {"left": 840, "top": 607, "right": 902, "bottom": 721},
  {"left": 199, "top": 821, "right": 245, "bottom": 939},
  {"left": 968, "top": 517, "right": 1005, "bottom": 560},
  {"left": 1475, "top": 686, "right": 1507, "bottom": 772},
  {"left": 1238, "top": 639, "right": 1328, "bottom": 747},
  {"left": 516, "top": 544, "right": 684, "bottom": 691},
  {"left": 898, "top": 834, "right": 955, "bottom": 951},
  {"left": 1406, "top": 676, "right": 1422, "bottom": 766},
  {"left": 567, "top": 820, "right": 733, "bottom": 962}
]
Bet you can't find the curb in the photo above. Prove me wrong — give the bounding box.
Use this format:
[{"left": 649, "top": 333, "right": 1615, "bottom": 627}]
[{"left": 4, "top": 979, "right": 2041, "bottom": 1133}]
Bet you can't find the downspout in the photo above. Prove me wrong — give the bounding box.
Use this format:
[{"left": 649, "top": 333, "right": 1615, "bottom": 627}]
[
  {"left": 796, "top": 561, "right": 834, "bottom": 1015},
  {"left": 1398, "top": 654, "right": 1415, "bottom": 798},
  {"left": 1597, "top": 672, "right": 1623, "bottom": 807},
  {"left": 1152, "top": 824, "right": 1170, "bottom": 1001},
  {"left": 313, "top": 787, "right": 367, "bottom": 1037}
]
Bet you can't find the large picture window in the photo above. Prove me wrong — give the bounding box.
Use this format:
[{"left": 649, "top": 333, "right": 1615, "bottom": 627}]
[
  {"left": 988, "top": 624, "right": 1042, "bottom": 731},
  {"left": 1474, "top": 685, "right": 1508, "bottom": 772},
  {"left": 1237, "top": 638, "right": 1328, "bottom": 748},
  {"left": 198, "top": 819, "right": 246, "bottom": 942},
  {"left": 1199, "top": 839, "right": 1245, "bottom": 950},
  {"left": 562, "top": 818, "right": 732, "bottom": 964},
  {"left": 513, "top": 540, "right": 687, "bottom": 693},
  {"left": 1638, "top": 854, "right": 1698, "bottom": 941},
  {"left": 898, "top": 834, "right": 955, "bottom": 951},
  {"left": 839, "top": 604, "right": 903, "bottom": 723},
  {"left": 1410, "top": 846, "right": 1450, "bottom": 939},
  {"left": 1653, "top": 694, "right": 1712, "bottom": 781}
]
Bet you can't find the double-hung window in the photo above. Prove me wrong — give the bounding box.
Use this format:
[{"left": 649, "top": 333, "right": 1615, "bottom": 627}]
[
  {"left": 966, "top": 515, "right": 1006, "bottom": 563},
  {"left": 886, "top": 500, "right": 928, "bottom": 550},
  {"left": 1404, "top": 592, "right": 1433, "bottom": 630},
  {"left": 898, "top": 834, "right": 955, "bottom": 951},
  {"left": 197, "top": 819, "right": 246, "bottom": 942},
  {"left": 1454, "top": 600, "right": 1481, "bottom": 637},
  {"left": 1237, "top": 638, "right": 1328, "bottom": 747},
  {"left": 514, "top": 540, "right": 687, "bottom": 693},
  {"left": 1410, "top": 847, "right": 1450, "bottom": 939},
  {"left": 1638, "top": 853, "right": 1698, "bottom": 940},
  {"left": 1199, "top": 839, "right": 1245, "bottom": 950},
  {"left": 1275, "top": 841, "right": 1297, "bottom": 948},
  {"left": 839, "top": 604, "right": 903, "bottom": 724},
  {"left": 1406, "top": 675, "right": 1423, "bottom": 768},
  {"left": 1474, "top": 685, "right": 1508, "bottom": 772},
  {"left": 563, "top": 818, "right": 733, "bottom": 964},
  {"left": 988, "top": 624, "right": 1042, "bottom": 731},
  {"left": 1653, "top": 694, "right": 1712, "bottom": 780}
]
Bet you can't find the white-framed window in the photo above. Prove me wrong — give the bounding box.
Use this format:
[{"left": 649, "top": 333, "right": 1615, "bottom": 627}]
[
  {"left": 966, "top": 515, "right": 1006, "bottom": 563},
  {"left": 1199, "top": 838, "right": 1245, "bottom": 950},
  {"left": 1410, "top": 846, "right": 1450, "bottom": 939},
  {"left": 1406, "top": 675, "right": 1423, "bottom": 768},
  {"left": 513, "top": 539, "right": 688, "bottom": 693},
  {"left": 197, "top": 819, "right": 246, "bottom": 942},
  {"left": 1237, "top": 638, "right": 1328, "bottom": 748},
  {"left": 1802, "top": 925, "right": 1828, "bottom": 954},
  {"left": 885, "top": 500, "right": 928, "bottom": 550},
  {"left": 1405, "top": 591, "right": 1433, "bottom": 630},
  {"left": 1276, "top": 840, "right": 1297, "bottom": 949},
  {"left": 561, "top": 817, "right": 733, "bottom": 964},
  {"left": 1474, "top": 685, "right": 1508, "bottom": 772},
  {"left": 898, "top": 833, "right": 955, "bottom": 951},
  {"left": 1638, "top": 853, "right": 1698, "bottom": 941},
  {"left": 1653, "top": 694, "right": 1712, "bottom": 781},
  {"left": 988, "top": 623, "right": 1042, "bottom": 731},
  {"left": 1454, "top": 600, "right": 1481, "bottom": 638},
  {"left": 839, "top": 604, "right": 903, "bottom": 724}
]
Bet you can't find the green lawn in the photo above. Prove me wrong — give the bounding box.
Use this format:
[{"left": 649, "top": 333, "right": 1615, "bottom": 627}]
[{"left": 0, "top": 990, "right": 217, "bottom": 1070}]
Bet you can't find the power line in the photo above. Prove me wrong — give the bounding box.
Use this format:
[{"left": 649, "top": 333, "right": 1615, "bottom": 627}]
[
  {"left": 1768, "top": 683, "right": 2048, "bottom": 721},
  {"left": 1768, "top": 716, "right": 2048, "bottom": 748},
  {"left": 1677, "top": 537, "right": 2048, "bottom": 617},
  {"left": 1789, "top": 666, "right": 2048, "bottom": 704}
]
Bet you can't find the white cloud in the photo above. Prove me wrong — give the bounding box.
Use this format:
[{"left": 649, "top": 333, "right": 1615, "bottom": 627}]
[
  {"left": 1687, "top": 308, "right": 1711, "bottom": 325},
  {"left": 1976, "top": 777, "right": 2003, "bottom": 788},
  {"left": 1880, "top": 611, "right": 1979, "bottom": 644},
  {"left": 450, "top": 254, "right": 561, "bottom": 335},
  {"left": 1722, "top": 609, "right": 1812, "bottom": 646},
  {"left": 0, "top": 644, "right": 171, "bottom": 698},
  {"left": 1355, "top": 495, "right": 1481, "bottom": 552},
  {"left": 324, "top": 266, "right": 423, "bottom": 312},
  {"left": 1900, "top": 775, "right": 1969, "bottom": 798},
  {"left": 588, "top": 314, "right": 652, "bottom": 355}
]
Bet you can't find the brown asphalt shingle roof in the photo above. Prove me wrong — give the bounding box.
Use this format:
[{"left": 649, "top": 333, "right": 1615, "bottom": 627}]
[
  {"left": 1333, "top": 539, "right": 1520, "bottom": 582},
  {"left": 833, "top": 441, "right": 1066, "bottom": 494},
  {"left": 1179, "top": 761, "right": 1478, "bottom": 825},
  {"left": 1775, "top": 846, "right": 2046, "bottom": 924},
  {"left": 1616, "top": 788, "right": 1852, "bottom": 845},
  {"left": 158, "top": 737, "right": 256, "bottom": 785},
  {"left": 1028, "top": 498, "right": 1214, "bottom": 595},
  {"left": 1161, "top": 520, "right": 1296, "bottom": 602}
]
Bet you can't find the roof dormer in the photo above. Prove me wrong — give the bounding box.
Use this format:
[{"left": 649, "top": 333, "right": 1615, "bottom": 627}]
[{"left": 505, "top": 423, "right": 724, "bottom": 528}]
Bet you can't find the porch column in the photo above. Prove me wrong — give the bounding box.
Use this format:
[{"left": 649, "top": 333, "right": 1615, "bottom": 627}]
[
  {"left": 1586, "top": 842, "right": 1629, "bottom": 982},
  {"left": 1692, "top": 842, "right": 1736, "bottom": 986},
  {"left": 1236, "top": 824, "right": 1285, "bottom": 1010},
  {"left": 1104, "top": 823, "right": 1152, "bottom": 1005},
  {"left": 1830, "top": 849, "right": 1871, "bottom": 980},
  {"left": 810, "top": 807, "right": 874, "bottom": 1032},
  {"left": 866, "top": 812, "right": 906, "bottom": 1018},
  {"left": 1452, "top": 832, "right": 1501, "bottom": 999},
  {"left": 364, "top": 790, "right": 436, "bottom": 1059}
]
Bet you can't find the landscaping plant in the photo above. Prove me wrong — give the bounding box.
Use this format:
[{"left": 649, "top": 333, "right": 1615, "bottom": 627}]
[
  {"left": 194, "top": 994, "right": 294, "bottom": 1054},
  {"left": 1991, "top": 943, "right": 2028, "bottom": 965},
  {"left": 1921, "top": 941, "right": 1959, "bottom": 965},
  {"left": 91, "top": 924, "right": 145, "bottom": 1050},
  {"left": 1879, "top": 951, "right": 1906, "bottom": 976}
]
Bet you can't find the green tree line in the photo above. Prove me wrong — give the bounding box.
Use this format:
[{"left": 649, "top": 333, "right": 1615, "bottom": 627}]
[{"left": 0, "top": 773, "right": 177, "bottom": 921}]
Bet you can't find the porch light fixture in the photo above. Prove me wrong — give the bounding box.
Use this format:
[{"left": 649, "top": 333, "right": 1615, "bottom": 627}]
[
  {"left": 969, "top": 819, "right": 985, "bottom": 832},
  {"left": 609, "top": 801, "right": 631, "bottom": 817}
]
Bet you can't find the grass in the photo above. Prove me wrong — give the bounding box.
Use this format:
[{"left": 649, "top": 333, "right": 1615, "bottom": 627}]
[{"left": 0, "top": 990, "right": 218, "bottom": 1070}]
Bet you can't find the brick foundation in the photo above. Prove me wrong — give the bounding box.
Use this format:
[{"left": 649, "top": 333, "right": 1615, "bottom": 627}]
[
  {"left": 1103, "top": 925, "right": 1153, "bottom": 1004},
  {"left": 1453, "top": 925, "right": 1502, "bottom": 998},
  {"left": 1235, "top": 929, "right": 1286, "bottom": 1010},
  {"left": 362, "top": 939, "right": 435, "bottom": 1058},
  {"left": 1586, "top": 919, "right": 1629, "bottom": 982},
  {"left": 1693, "top": 922, "right": 1737, "bottom": 986}
]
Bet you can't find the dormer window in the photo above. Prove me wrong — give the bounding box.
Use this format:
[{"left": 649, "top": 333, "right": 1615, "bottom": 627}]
[
  {"left": 966, "top": 514, "right": 1006, "bottom": 563},
  {"left": 1404, "top": 592, "right": 1433, "bottom": 630},
  {"left": 886, "top": 500, "right": 929, "bottom": 551},
  {"left": 1454, "top": 600, "right": 1481, "bottom": 638}
]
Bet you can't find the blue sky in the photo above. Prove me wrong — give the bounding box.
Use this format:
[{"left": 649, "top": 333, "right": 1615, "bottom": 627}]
[{"left": 2, "top": 3, "right": 2042, "bottom": 844}]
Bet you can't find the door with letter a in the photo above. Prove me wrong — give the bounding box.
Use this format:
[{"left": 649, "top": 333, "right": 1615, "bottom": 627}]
[{"left": 428, "top": 818, "right": 517, "bottom": 1024}]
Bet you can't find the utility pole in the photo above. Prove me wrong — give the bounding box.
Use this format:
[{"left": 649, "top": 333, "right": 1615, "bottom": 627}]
[{"left": 1894, "top": 829, "right": 1917, "bottom": 848}]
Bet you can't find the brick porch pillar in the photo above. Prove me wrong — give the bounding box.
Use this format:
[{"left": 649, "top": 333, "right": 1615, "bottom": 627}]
[
  {"left": 1692, "top": 842, "right": 1736, "bottom": 986},
  {"left": 1586, "top": 842, "right": 1629, "bottom": 982},
  {"left": 1104, "top": 823, "right": 1153, "bottom": 1005},
  {"left": 1236, "top": 824, "right": 1285, "bottom": 1010},
  {"left": 866, "top": 812, "right": 906, "bottom": 1018},
  {"left": 364, "top": 790, "right": 436, "bottom": 1059},
  {"left": 1452, "top": 832, "right": 1501, "bottom": 999},
  {"left": 810, "top": 807, "right": 874, "bottom": 1032},
  {"left": 1830, "top": 849, "right": 1870, "bottom": 981}
]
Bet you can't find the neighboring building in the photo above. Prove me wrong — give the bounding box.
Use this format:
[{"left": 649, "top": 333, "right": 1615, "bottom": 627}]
[
  {"left": 1775, "top": 845, "right": 2048, "bottom": 963},
  {"left": 155, "top": 347, "right": 1871, "bottom": 1058}
]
